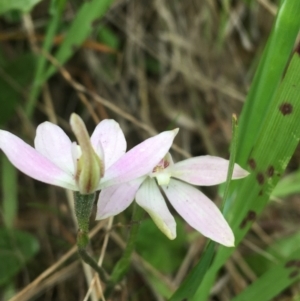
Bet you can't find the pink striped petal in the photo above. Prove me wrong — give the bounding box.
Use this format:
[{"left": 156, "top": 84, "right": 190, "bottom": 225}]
[
  {"left": 91, "top": 119, "right": 126, "bottom": 169},
  {"left": 169, "top": 156, "right": 249, "bottom": 186},
  {"left": 34, "top": 122, "right": 74, "bottom": 174},
  {"left": 0, "top": 130, "right": 77, "bottom": 190},
  {"left": 96, "top": 177, "right": 145, "bottom": 220},
  {"left": 136, "top": 178, "right": 176, "bottom": 240},
  {"left": 162, "top": 179, "right": 234, "bottom": 246},
  {"left": 100, "top": 129, "right": 179, "bottom": 188}
]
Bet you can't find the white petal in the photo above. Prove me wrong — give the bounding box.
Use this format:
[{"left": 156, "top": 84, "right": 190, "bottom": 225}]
[
  {"left": 169, "top": 156, "right": 249, "bottom": 186},
  {"left": 100, "top": 129, "right": 179, "bottom": 188},
  {"left": 162, "top": 179, "right": 234, "bottom": 246},
  {"left": 136, "top": 178, "right": 176, "bottom": 240},
  {"left": 34, "top": 122, "right": 74, "bottom": 174},
  {"left": 91, "top": 119, "right": 126, "bottom": 169},
  {"left": 0, "top": 130, "right": 77, "bottom": 190},
  {"left": 96, "top": 177, "right": 145, "bottom": 220}
]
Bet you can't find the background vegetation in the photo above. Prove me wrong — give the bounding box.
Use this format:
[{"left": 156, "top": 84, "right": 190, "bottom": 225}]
[{"left": 0, "top": 0, "right": 300, "bottom": 300}]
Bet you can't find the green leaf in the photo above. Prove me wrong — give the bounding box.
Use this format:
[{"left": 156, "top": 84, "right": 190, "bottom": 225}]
[
  {"left": 192, "top": 53, "right": 300, "bottom": 301},
  {"left": 1, "top": 156, "right": 18, "bottom": 229},
  {"left": 0, "top": 0, "right": 43, "bottom": 14},
  {"left": 136, "top": 217, "right": 186, "bottom": 274},
  {"left": 109, "top": 204, "right": 144, "bottom": 286},
  {"left": 272, "top": 169, "right": 300, "bottom": 197},
  {"left": 26, "top": 0, "right": 67, "bottom": 117},
  {"left": 183, "top": 0, "right": 300, "bottom": 298},
  {"left": 26, "top": 0, "right": 115, "bottom": 116},
  {"left": 232, "top": 249, "right": 300, "bottom": 301},
  {"left": 0, "top": 228, "right": 39, "bottom": 285},
  {"left": 0, "top": 53, "right": 36, "bottom": 125},
  {"left": 98, "top": 26, "right": 120, "bottom": 50},
  {"left": 246, "top": 232, "right": 300, "bottom": 276},
  {"left": 45, "top": 0, "right": 115, "bottom": 80},
  {"left": 236, "top": 0, "right": 300, "bottom": 166},
  {"left": 145, "top": 57, "right": 160, "bottom": 75},
  {"left": 169, "top": 241, "right": 215, "bottom": 301}
]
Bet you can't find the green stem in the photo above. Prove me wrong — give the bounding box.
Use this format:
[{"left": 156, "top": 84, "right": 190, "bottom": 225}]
[
  {"left": 74, "top": 192, "right": 95, "bottom": 237},
  {"left": 105, "top": 203, "right": 144, "bottom": 296},
  {"left": 74, "top": 192, "right": 108, "bottom": 282},
  {"left": 77, "top": 246, "right": 108, "bottom": 283},
  {"left": 221, "top": 114, "right": 239, "bottom": 213}
]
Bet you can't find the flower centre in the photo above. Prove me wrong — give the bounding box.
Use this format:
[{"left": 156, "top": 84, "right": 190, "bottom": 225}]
[
  {"left": 152, "top": 158, "right": 169, "bottom": 173},
  {"left": 151, "top": 157, "right": 171, "bottom": 186}
]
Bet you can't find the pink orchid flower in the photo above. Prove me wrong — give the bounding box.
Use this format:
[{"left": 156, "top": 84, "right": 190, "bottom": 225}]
[
  {"left": 0, "top": 114, "right": 178, "bottom": 194},
  {"left": 96, "top": 153, "right": 249, "bottom": 246}
]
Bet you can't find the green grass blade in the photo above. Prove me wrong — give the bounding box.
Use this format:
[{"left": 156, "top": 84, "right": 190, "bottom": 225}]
[
  {"left": 44, "top": 0, "right": 114, "bottom": 80},
  {"left": 26, "top": 0, "right": 114, "bottom": 116},
  {"left": 272, "top": 169, "right": 300, "bottom": 197},
  {"left": 25, "top": 0, "right": 67, "bottom": 117},
  {"left": 231, "top": 249, "right": 300, "bottom": 301},
  {"left": 107, "top": 204, "right": 144, "bottom": 294},
  {"left": 1, "top": 156, "right": 18, "bottom": 229},
  {"left": 230, "top": 53, "right": 300, "bottom": 233},
  {"left": 169, "top": 241, "right": 215, "bottom": 301},
  {"left": 237, "top": 0, "right": 300, "bottom": 166},
  {"left": 221, "top": 114, "right": 238, "bottom": 211},
  {"left": 0, "top": 0, "right": 43, "bottom": 14},
  {"left": 192, "top": 53, "right": 300, "bottom": 300},
  {"left": 111, "top": 205, "right": 143, "bottom": 282},
  {"left": 0, "top": 228, "right": 39, "bottom": 285}
]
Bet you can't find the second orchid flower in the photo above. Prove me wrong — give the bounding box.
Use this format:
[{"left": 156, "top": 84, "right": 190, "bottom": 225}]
[{"left": 97, "top": 153, "right": 249, "bottom": 246}]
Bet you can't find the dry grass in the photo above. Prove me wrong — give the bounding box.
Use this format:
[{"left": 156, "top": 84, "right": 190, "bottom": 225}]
[{"left": 1, "top": 0, "right": 300, "bottom": 300}]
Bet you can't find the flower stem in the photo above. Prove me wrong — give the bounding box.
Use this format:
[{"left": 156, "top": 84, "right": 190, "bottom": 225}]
[
  {"left": 77, "top": 245, "right": 108, "bottom": 282},
  {"left": 74, "top": 192, "right": 95, "bottom": 236},
  {"left": 221, "top": 114, "right": 239, "bottom": 212},
  {"left": 74, "top": 192, "right": 108, "bottom": 282},
  {"left": 105, "top": 203, "right": 144, "bottom": 296}
]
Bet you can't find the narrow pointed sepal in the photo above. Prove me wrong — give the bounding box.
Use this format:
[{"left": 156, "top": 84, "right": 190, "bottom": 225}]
[{"left": 162, "top": 179, "right": 235, "bottom": 247}]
